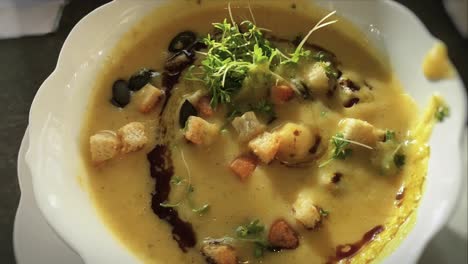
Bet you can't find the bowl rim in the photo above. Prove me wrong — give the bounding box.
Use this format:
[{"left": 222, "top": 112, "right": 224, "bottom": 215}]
[{"left": 25, "top": 0, "right": 467, "bottom": 263}]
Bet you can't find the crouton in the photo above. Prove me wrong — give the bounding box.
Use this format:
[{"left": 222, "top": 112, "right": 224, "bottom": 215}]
[
  {"left": 134, "top": 83, "right": 164, "bottom": 113},
  {"left": 117, "top": 122, "right": 148, "bottom": 154},
  {"left": 231, "top": 111, "right": 265, "bottom": 142},
  {"left": 201, "top": 243, "right": 238, "bottom": 264},
  {"left": 248, "top": 132, "right": 280, "bottom": 164},
  {"left": 292, "top": 192, "right": 322, "bottom": 229},
  {"left": 268, "top": 219, "right": 299, "bottom": 249},
  {"left": 184, "top": 116, "right": 219, "bottom": 145},
  {"left": 89, "top": 131, "right": 121, "bottom": 164},
  {"left": 196, "top": 96, "right": 214, "bottom": 118},
  {"left": 303, "top": 62, "right": 330, "bottom": 94},
  {"left": 271, "top": 85, "right": 294, "bottom": 105},
  {"left": 229, "top": 156, "right": 257, "bottom": 181},
  {"left": 338, "top": 118, "right": 379, "bottom": 147},
  {"left": 276, "top": 123, "right": 314, "bottom": 162}
]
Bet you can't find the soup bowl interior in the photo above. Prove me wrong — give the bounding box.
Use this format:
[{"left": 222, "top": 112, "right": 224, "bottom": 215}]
[{"left": 26, "top": 0, "right": 467, "bottom": 263}]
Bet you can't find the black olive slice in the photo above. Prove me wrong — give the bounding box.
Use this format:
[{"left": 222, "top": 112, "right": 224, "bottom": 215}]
[
  {"left": 168, "top": 31, "right": 197, "bottom": 53},
  {"left": 179, "top": 100, "right": 198, "bottom": 128},
  {"left": 128, "top": 68, "right": 158, "bottom": 91},
  {"left": 111, "top": 79, "right": 130, "bottom": 107}
]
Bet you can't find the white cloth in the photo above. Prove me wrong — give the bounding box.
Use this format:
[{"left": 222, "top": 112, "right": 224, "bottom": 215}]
[{"left": 0, "top": 0, "right": 65, "bottom": 39}]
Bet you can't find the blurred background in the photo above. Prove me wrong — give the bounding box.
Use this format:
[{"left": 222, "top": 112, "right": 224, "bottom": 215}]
[{"left": 0, "top": 0, "right": 466, "bottom": 263}]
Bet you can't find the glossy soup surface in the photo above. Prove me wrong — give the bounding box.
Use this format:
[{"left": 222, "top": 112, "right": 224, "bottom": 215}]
[{"left": 81, "top": 1, "right": 425, "bottom": 263}]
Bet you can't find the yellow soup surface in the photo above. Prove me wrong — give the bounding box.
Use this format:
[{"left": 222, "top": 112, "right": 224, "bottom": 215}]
[{"left": 81, "top": 1, "right": 443, "bottom": 263}]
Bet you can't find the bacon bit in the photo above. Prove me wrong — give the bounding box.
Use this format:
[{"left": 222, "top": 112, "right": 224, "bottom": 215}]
[
  {"left": 271, "top": 85, "right": 294, "bottom": 105},
  {"left": 343, "top": 97, "right": 360, "bottom": 108},
  {"left": 229, "top": 156, "right": 257, "bottom": 181},
  {"left": 196, "top": 96, "right": 215, "bottom": 118}
]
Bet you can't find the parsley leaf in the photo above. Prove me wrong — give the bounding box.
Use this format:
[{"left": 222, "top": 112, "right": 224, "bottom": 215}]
[{"left": 435, "top": 105, "right": 450, "bottom": 122}]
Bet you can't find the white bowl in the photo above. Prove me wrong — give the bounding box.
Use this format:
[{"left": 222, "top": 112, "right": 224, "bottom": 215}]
[{"left": 26, "top": 0, "right": 467, "bottom": 263}]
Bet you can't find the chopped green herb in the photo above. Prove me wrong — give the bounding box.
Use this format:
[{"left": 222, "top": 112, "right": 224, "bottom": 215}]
[
  {"left": 319, "top": 208, "right": 329, "bottom": 217},
  {"left": 331, "top": 133, "right": 352, "bottom": 160},
  {"left": 322, "top": 62, "right": 339, "bottom": 79},
  {"left": 393, "top": 154, "right": 406, "bottom": 168},
  {"left": 251, "top": 99, "right": 276, "bottom": 122},
  {"left": 253, "top": 242, "right": 267, "bottom": 258},
  {"left": 435, "top": 105, "right": 450, "bottom": 122},
  {"left": 236, "top": 219, "right": 265, "bottom": 238},
  {"left": 385, "top": 130, "right": 396, "bottom": 141},
  {"left": 160, "top": 182, "right": 209, "bottom": 215},
  {"left": 170, "top": 176, "right": 185, "bottom": 185},
  {"left": 320, "top": 111, "right": 328, "bottom": 117},
  {"left": 319, "top": 132, "right": 373, "bottom": 167}
]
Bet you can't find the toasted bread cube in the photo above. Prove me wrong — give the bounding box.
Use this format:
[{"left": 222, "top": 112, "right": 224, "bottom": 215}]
[
  {"left": 271, "top": 85, "right": 294, "bottom": 105},
  {"left": 248, "top": 132, "right": 280, "bottom": 164},
  {"left": 184, "top": 116, "right": 219, "bottom": 145},
  {"left": 196, "top": 96, "right": 214, "bottom": 118},
  {"left": 89, "top": 131, "right": 121, "bottom": 164},
  {"left": 135, "top": 83, "right": 164, "bottom": 113},
  {"left": 303, "top": 62, "right": 330, "bottom": 94},
  {"left": 117, "top": 122, "right": 147, "bottom": 154},
  {"left": 229, "top": 156, "right": 257, "bottom": 181},
  {"left": 338, "top": 118, "right": 378, "bottom": 147},
  {"left": 276, "top": 123, "right": 314, "bottom": 162},
  {"left": 292, "top": 192, "right": 322, "bottom": 229},
  {"left": 231, "top": 111, "right": 265, "bottom": 142},
  {"left": 268, "top": 219, "right": 299, "bottom": 249},
  {"left": 201, "top": 243, "right": 238, "bottom": 264}
]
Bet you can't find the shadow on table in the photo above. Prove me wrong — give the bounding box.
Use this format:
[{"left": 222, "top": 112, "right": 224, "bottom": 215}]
[{"left": 418, "top": 226, "right": 467, "bottom": 264}]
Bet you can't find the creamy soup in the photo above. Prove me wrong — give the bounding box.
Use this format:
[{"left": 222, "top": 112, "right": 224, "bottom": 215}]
[{"left": 81, "top": 1, "right": 447, "bottom": 263}]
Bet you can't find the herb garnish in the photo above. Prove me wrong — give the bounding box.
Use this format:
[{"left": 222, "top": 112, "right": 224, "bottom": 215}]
[
  {"left": 435, "top": 105, "right": 450, "bottom": 122},
  {"left": 160, "top": 182, "right": 210, "bottom": 215},
  {"left": 204, "top": 219, "right": 269, "bottom": 258},
  {"left": 319, "top": 208, "right": 330, "bottom": 217},
  {"left": 385, "top": 130, "right": 396, "bottom": 141},
  {"left": 319, "top": 132, "right": 373, "bottom": 168},
  {"left": 187, "top": 7, "right": 337, "bottom": 108}
]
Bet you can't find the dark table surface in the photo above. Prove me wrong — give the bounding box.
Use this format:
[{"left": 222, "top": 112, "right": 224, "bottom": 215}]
[{"left": 0, "top": 0, "right": 466, "bottom": 263}]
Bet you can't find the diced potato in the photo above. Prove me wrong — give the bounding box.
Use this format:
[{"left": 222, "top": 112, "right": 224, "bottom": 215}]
[
  {"left": 134, "top": 83, "right": 164, "bottom": 113},
  {"left": 184, "top": 116, "right": 219, "bottom": 145},
  {"left": 229, "top": 156, "right": 257, "bottom": 181},
  {"left": 268, "top": 219, "right": 299, "bottom": 249},
  {"left": 117, "top": 122, "right": 148, "bottom": 154},
  {"left": 231, "top": 111, "right": 266, "bottom": 142},
  {"left": 338, "top": 118, "right": 379, "bottom": 147},
  {"left": 271, "top": 85, "right": 294, "bottom": 105},
  {"left": 292, "top": 192, "right": 321, "bottom": 229},
  {"left": 201, "top": 243, "right": 238, "bottom": 264},
  {"left": 303, "top": 62, "right": 330, "bottom": 94},
  {"left": 248, "top": 132, "right": 280, "bottom": 164},
  {"left": 196, "top": 96, "right": 214, "bottom": 118},
  {"left": 89, "top": 131, "right": 121, "bottom": 164},
  {"left": 276, "top": 123, "right": 314, "bottom": 161}
]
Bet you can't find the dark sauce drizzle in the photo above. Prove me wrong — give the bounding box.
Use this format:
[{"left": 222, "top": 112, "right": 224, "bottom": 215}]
[
  {"left": 147, "top": 145, "right": 196, "bottom": 252},
  {"left": 327, "top": 225, "right": 384, "bottom": 263},
  {"left": 146, "top": 35, "right": 206, "bottom": 252}
]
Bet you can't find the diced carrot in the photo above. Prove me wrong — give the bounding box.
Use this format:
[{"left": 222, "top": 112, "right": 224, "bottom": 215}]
[
  {"left": 197, "top": 96, "right": 214, "bottom": 118},
  {"left": 229, "top": 156, "right": 257, "bottom": 181},
  {"left": 271, "top": 85, "right": 294, "bottom": 105}
]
